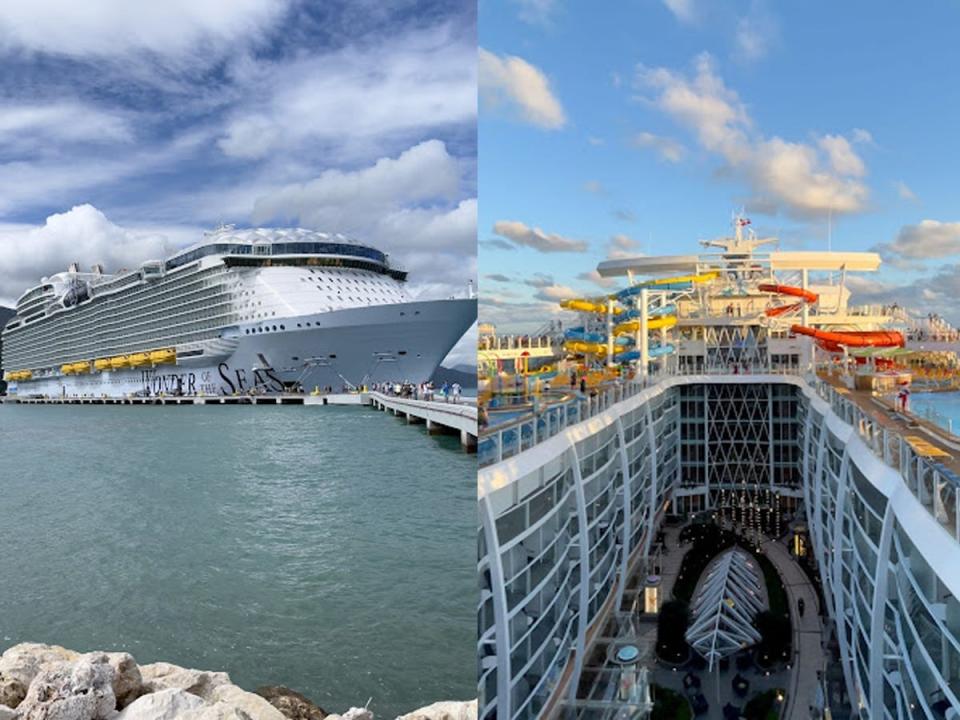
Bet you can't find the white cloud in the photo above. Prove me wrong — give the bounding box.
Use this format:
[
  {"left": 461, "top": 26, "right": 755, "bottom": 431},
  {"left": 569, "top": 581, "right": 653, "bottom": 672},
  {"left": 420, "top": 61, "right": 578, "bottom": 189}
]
[
  {"left": 0, "top": 102, "right": 132, "bottom": 149},
  {"left": 479, "top": 48, "right": 565, "bottom": 129},
  {"left": 587, "top": 136, "right": 605, "bottom": 146},
  {"left": 523, "top": 273, "right": 555, "bottom": 288},
  {"left": 636, "top": 53, "right": 870, "bottom": 219},
  {"left": 577, "top": 269, "right": 617, "bottom": 289},
  {"left": 513, "top": 0, "right": 557, "bottom": 25},
  {"left": 491, "top": 220, "right": 588, "bottom": 252},
  {"left": 0, "top": 204, "right": 202, "bottom": 303},
  {"left": 534, "top": 284, "right": 579, "bottom": 302},
  {"left": 607, "top": 233, "right": 642, "bottom": 259},
  {"left": 631, "top": 131, "right": 685, "bottom": 162},
  {"left": 0, "top": 0, "right": 286, "bottom": 60},
  {"left": 818, "top": 134, "right": 866, "bottom": 177},
  {"left": 734, "top": 2, "right": 778, "bottom": 62},
  {"left": 663, "top": 0, "right": 697, "bottom": 24},
  {"left": 851, "top": 128, "right": 874, "bottom": 145},
  {"left": 895, "top": 180, "right": 917, "bottom": 202},
  {"left": 219, "top": 27, "right": 476, "bottom": 160},
  {"left": 249, "top": 139, "right": 474, "bottom": 299},
  {"left": 877, "top": 220, "right": 960, "bottom": 261},
  {"left": 252, "top": 139, "right": 460, "bottom": 232}
]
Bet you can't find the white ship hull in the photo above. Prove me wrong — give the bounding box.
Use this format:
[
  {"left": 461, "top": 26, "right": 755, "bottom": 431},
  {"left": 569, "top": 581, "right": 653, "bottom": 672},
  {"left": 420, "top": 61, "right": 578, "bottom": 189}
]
[{"left": 9, "top": 298, "right": 475, "bottom": 397}]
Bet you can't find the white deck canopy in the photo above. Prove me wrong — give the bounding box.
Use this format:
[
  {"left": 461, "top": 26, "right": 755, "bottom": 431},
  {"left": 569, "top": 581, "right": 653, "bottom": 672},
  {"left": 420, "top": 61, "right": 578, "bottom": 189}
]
[{"left": 685, "top": 548, "right": 766, "bottom": 670}]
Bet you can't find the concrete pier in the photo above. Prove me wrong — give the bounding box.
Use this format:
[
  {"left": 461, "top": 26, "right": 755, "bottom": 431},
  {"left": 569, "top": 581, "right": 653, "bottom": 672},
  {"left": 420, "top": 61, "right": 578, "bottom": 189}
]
[
  {"left": 0, "top": 391, "right": 479, "bottom": 452},
  {"left": 368, "top": 392, "right": 478, "bottom": 452}
]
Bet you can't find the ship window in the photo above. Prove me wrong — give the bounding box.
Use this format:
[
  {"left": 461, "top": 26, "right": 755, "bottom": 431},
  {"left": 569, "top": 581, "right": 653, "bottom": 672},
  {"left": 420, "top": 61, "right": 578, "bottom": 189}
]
[
  {"left": 280, "top": 325, "right": 285, "bottom": 330},
  {"left": 272, "top": 326, "right": 277, "bottom": 331}
]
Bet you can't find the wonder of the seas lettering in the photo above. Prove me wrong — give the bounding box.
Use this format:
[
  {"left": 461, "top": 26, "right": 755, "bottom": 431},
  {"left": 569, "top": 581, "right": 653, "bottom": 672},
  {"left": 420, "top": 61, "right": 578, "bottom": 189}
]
[
  {"left": 141, "top": 369, "right": 198, "bottom": 395},
  {"left": 217, "top": 363, "right": 284, "bottom": 394}
]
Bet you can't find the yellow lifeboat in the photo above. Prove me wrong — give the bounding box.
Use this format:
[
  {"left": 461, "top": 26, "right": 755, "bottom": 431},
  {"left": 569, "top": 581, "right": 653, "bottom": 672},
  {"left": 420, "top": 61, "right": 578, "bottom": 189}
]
[
  {"left": 148, "top": 348, "right": 176, "bottom": 365},
  {"left": 110, "top": 355, "right": 130, "bottom": 370},
  {"left": 94, "top": 358, "right": 112, "bottom": 372},
  {"left": 61, "top": 363, "right": 76, "bottom": 375},
  {"left": 72, "top": 361, "right": 91, "bottom": 374},
  {"left": 128, "top": 353, "right": 150, "bottom": 368}
]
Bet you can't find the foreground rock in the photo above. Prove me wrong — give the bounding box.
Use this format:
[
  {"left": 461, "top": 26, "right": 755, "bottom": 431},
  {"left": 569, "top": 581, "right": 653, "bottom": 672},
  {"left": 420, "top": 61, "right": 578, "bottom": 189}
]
[
  {"left": 256, "top": 687, "right": 328, "bottom": 720},
  {"left": 0, "top": 644, "right": 476, "bottom": 720},
  {"left": 396, "top": 701, "right": 477, "bottom": 720}
]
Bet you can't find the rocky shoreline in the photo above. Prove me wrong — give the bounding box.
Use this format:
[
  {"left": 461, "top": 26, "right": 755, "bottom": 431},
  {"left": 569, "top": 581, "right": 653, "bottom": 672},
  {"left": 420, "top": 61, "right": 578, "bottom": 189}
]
[{"left": 0, "top": 644, "right": 476, "bottom": 720}]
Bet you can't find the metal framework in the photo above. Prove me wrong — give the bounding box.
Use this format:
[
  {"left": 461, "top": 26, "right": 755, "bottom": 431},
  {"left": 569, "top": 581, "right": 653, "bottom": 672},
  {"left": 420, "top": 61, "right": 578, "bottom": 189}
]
[
  {"left": 478, "top": 374, "right": 960, "bottom": 720},
  {"left": 685, "top": 549, "right": 764, "bottom": 670}
]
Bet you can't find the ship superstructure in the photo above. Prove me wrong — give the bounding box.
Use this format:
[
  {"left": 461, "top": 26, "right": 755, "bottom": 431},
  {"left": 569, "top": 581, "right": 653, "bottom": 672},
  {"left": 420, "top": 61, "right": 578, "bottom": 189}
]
[
  {"left": 2, "top": 227, "right": 476, "bottom": 397},
  {"left": 477, "top": 217, "right": 960, "bottom": 720}
]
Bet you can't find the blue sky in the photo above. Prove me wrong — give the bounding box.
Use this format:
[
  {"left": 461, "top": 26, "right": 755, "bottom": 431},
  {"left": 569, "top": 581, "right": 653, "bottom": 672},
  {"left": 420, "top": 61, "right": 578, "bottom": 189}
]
[
  {"left": 0, "top": 0, "right": 476, "bottom": 362},
  {"left": 479, "top": 0, "right": 960, "bottom": 332}
]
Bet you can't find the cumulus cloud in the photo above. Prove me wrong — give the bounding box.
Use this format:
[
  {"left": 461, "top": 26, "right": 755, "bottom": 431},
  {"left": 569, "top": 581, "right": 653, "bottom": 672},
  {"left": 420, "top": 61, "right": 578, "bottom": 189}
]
[
  {"left": 0, "top": 0, "right": 286, "bottom": 61},
  {"left": 636, "top": 53, "right": 870, "bottom": 219},
  {"left": 631, "top": 131, "right": 685, "bottom": 162},
  {"left": 491, "top": 220, "right": 588, "bottom": 252},
  {"left": 0, "top": 204, "right": 202, "bottom": 303},
  {"left": 219, "top": 26, "right": 476, "bottom": 160},
  {"left": 844, "top": 268, "right": 960, "bottom": 327},
  {"left": 874, "top": 220, "right": 960, "bottom": 261},
  {"left": 479, "top": 48, "right": 565, "bottom": 129},
  {"left": 248, "top": 139, "right": 474, "bottom": 299}
]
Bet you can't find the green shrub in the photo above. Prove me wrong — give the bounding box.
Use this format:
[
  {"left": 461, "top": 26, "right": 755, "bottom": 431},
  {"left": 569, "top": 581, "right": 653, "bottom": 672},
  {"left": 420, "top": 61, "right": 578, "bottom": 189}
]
[{"left": 651, "top": 685, "right": 692, "bottom": 720}]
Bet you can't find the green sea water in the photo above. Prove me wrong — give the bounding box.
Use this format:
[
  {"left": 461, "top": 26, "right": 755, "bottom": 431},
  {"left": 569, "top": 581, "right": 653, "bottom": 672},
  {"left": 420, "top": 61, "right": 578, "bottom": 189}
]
[{"left": 0, "top": 404, "right": 475, "bottom": 717}]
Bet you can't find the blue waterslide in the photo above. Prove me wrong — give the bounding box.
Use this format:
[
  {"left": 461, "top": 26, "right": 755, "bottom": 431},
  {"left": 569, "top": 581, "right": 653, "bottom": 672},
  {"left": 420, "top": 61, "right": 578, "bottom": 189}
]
[
  {"left": 620, "top": 304, "right": 677, "bottom": 320},
  {"left": 614, "top": 344, "right": 675, "bottom": 362}
]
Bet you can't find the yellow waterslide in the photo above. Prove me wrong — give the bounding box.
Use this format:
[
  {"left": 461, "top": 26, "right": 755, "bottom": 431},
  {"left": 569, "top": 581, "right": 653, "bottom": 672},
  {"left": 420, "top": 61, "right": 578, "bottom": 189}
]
[
  {"left": 560, "top": 298, "right": 624, "bottom": 314},
  {"left": 642, "top": 271, "right": 718, "bottom": 287},
  {"left": 613, "top": 315, "right": 678, "bottom": 336}
]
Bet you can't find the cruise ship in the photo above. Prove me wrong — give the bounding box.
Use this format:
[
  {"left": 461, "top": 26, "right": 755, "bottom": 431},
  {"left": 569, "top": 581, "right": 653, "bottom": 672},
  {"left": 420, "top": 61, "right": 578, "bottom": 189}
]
[
  {"left": 2, "top": 227, "right": 476, "bottom": 397},
  {"left": 478, "top": 218, "right": 960, "bottom": 720}
]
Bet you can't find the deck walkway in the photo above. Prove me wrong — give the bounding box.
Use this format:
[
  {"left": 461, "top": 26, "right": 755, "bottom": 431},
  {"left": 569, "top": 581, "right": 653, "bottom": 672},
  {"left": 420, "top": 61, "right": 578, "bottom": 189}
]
[
  {"left": 821, "top": 373, "right": 960, "bottom": 473},
  {"left": 760, "top": 536, "right": 826, "bottom": 720}
]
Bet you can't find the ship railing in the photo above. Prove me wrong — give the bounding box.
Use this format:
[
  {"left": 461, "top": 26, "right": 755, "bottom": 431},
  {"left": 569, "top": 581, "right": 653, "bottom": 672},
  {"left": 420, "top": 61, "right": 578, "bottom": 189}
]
[
  {"left": 479, "top": 364, "right": 804, "bottom": 467},
  {"left": 478, "top": 335, "right": 558, "bottom": 352},
  {"left": 815, "top": 379, "right": 960, "bottom": 542}
]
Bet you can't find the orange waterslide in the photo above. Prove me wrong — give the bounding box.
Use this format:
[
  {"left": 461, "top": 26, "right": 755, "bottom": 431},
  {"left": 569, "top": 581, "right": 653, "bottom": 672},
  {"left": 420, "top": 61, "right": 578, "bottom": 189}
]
[
  {"left": 790, "top": 324, "right": 905, "bottom": 349},
  {"left": 759, "top": 283, "right": 819, "bottom": 318}
]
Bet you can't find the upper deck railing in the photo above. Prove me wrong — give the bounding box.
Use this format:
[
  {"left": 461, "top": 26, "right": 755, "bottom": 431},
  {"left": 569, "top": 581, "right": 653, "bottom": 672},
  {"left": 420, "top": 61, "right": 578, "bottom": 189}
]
[{"left": 479, "top": 367, "right": 960, "bottom": 543}]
